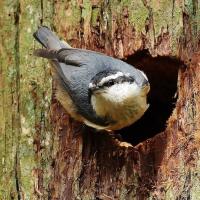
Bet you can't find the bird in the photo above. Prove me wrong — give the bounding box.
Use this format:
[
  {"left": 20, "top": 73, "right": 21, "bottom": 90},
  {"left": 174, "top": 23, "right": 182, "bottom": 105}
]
[{"left": 33, "top": 26, "right": 150, "bottom": 131}]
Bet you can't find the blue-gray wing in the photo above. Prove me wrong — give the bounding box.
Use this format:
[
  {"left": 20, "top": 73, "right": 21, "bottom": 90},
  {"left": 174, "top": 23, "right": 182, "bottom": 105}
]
[
  {"left": 50, "top": 49, "right": 114, "bottom": 126},
  {"left": 36, "top": 48, "right": 141, "bottom": 126}
]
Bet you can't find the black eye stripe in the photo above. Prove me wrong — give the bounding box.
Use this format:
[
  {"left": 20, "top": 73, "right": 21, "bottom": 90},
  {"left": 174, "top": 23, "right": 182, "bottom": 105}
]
[
  {"left": 103, "top": 79, "right": 115, "bottom": 87},
  {"left": 90, "top": 70, "right": 135, "bottom": 91},
  {"left": 101, "top": 76, "right": 134, "bottom": 88}
]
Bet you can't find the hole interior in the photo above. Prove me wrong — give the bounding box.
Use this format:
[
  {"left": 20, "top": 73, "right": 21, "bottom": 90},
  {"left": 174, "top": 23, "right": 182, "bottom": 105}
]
[{"left": 117, "top": 50, "right": 182, "bottom": 146}]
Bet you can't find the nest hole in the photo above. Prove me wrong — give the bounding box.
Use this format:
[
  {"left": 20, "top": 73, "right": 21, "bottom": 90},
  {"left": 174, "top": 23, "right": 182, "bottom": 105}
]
[{"left": 117, "top": 50, "right": 183, "bottom": 146}]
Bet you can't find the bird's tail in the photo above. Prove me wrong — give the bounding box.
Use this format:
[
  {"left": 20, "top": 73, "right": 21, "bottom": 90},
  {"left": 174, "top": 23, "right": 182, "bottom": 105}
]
[{"left": 33, "top": 26, "right": 71, "bottom": 50}]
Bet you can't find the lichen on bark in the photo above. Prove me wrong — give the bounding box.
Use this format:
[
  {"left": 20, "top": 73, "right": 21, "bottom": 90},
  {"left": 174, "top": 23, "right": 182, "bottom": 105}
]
[{"left": 0, "top": 0, "right": 200, "bottom": 199}]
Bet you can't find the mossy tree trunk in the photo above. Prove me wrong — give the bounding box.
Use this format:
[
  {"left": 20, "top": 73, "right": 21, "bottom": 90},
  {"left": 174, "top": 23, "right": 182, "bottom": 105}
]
[{"left": 0, "top": 0, "right": 200, "bottom": 199}]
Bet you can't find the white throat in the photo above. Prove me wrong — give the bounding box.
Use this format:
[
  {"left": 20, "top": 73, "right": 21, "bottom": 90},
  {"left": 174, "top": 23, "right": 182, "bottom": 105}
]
[
  {"left": 90, "top": 82, "right": 149, "bottom": 130},
  {"left": 101, "top": 82, "right": 141, "bottom": 103}
]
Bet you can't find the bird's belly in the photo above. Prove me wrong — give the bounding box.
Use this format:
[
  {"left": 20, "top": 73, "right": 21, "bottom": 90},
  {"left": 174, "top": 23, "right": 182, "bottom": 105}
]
[
  {"left": 94, "top": 96, "right": 149, "bottom": 130},
  {"left": 107, "top": 104, "right": 148, "bottom": 130}
]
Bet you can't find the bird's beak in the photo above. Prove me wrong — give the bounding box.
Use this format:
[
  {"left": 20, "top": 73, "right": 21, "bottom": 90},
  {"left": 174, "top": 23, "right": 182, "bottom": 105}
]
[
  {"left": 94, "top": 88, "right": 107, "bottom": 95},
  {"left": 142, "top": 81, "right": 150, "bottom": 94},
  {"left": 89, "top": 86, "right": 103, "bottom": 95}
]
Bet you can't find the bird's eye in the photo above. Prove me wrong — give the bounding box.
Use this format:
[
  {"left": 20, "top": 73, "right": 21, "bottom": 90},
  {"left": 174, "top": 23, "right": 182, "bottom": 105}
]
[{"left": 107, "top": 80, "right": 114, "bottom": 86}]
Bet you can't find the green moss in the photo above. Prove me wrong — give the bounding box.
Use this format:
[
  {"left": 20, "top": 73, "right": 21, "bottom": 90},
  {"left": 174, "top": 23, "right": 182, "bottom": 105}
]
[
  {"left": 128, "top": 1, "right": 149, "bottom": 33},
  {"left": 91, "top": 7, "right": 100, "bottom": 27},
  {"left": 82, "top": 0, "right": 92, "bottom": 20},
  {"left": 191, "top": 169, "right": 200, "bottom": 199},
  {"left": 0, "top": 1, "right": 18, "bottom": 199},
  {"left": 0, "top": 0, "right": 54, "bottom": 198},
  {"left": 53, "top": 1, "right": 81, "bottom": 41},
  {"left": 19, "top": 0, "right": 53, "bottom": 196}
]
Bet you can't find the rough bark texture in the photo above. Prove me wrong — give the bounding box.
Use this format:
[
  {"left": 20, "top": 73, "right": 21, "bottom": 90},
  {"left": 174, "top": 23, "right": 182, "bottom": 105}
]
[{"left": 0, "top": 0, "right": 200, "bottom": 200}]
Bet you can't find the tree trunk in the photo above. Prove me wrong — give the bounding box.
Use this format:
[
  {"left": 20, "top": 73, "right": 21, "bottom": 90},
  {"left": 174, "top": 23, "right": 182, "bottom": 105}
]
[{"left": 1, "top": 0, "right": 200, "bottom": 199}]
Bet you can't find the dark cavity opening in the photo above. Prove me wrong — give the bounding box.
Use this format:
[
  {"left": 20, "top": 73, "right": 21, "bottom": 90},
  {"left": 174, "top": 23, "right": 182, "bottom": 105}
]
[{"left": 117, "top": 50, "right": 182, "bottom": 146}]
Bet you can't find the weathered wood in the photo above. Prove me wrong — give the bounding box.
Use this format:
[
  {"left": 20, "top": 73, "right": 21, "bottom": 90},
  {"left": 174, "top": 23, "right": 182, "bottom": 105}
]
[
  {"left": 50, "top": 1, "right": 200, "bottom": 199},
  {"left": 0, "top": 0, "right": 54, "bottom": 199},
  {"left": 0, "top": 0, "right": 200, "bottom": 199}
]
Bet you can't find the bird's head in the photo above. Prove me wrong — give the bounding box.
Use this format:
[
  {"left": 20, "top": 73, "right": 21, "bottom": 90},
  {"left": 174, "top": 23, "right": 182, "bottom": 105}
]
[{"left": 89, "top": 69, "right": 150, "bottom": 103}]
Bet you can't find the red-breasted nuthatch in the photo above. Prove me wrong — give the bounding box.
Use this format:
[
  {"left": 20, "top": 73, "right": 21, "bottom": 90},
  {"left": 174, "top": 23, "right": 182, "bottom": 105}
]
[{"left": 33, "top": 26, "right": 150, "bottom": 130}]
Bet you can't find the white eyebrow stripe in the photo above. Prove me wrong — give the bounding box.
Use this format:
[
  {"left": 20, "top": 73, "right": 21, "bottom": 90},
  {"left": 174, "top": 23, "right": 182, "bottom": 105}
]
[{"left": 98, "top": 72, "right": 124, "bottom": 86}]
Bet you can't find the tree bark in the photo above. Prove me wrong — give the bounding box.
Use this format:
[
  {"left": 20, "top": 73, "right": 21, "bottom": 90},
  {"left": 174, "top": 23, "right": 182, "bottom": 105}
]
[{"left": 0, "top": 0, "right": 200, "bottom": 199}]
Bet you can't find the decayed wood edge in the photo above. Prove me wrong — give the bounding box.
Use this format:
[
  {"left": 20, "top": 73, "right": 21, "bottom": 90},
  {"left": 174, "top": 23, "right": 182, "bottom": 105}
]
[
  {"left": 50, "top": 62, "right": 200, "bottom": 199},
  {"left": 46, "top": 1, "right": 200, "bottom": 199},
  {"left": 49, "top": 1, "right": 200, "bottom": 199}
]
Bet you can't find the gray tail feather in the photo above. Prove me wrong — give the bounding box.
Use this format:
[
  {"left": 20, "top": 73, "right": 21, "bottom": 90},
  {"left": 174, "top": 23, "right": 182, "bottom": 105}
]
[
  {"left": 33, "top": 49, "right": 58, "bottom": 59},
  {"left": 33, "top": 26, "right": 69, "bottom": 50}
]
